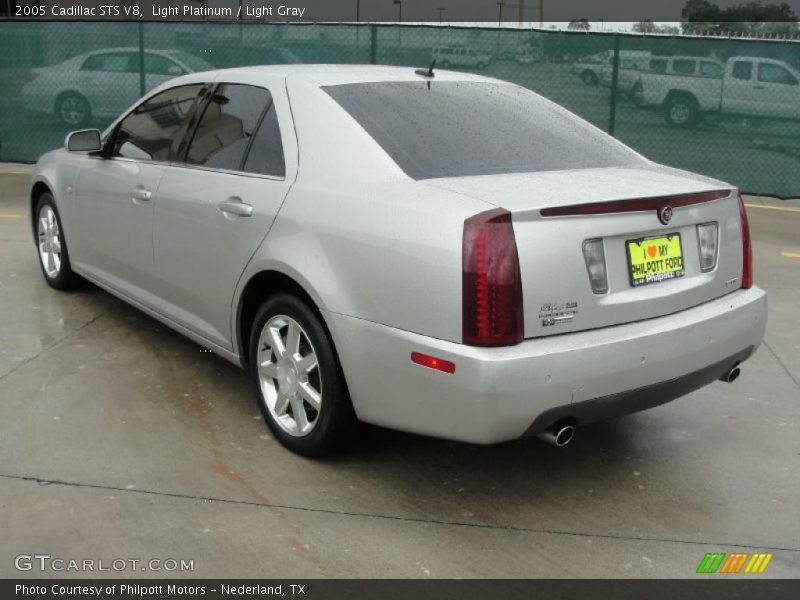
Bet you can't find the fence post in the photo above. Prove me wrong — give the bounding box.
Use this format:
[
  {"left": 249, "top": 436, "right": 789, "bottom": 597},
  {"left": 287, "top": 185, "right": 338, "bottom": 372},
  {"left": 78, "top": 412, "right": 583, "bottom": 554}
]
[
  {"left": 370, "top": 24, "right": 377, "bottom": 64},
  {"left": 608, "top": 33, "right": 620, "bottom": 137},
  {"left": 138, "top": 22, "right": 146, "bottom": 97}
]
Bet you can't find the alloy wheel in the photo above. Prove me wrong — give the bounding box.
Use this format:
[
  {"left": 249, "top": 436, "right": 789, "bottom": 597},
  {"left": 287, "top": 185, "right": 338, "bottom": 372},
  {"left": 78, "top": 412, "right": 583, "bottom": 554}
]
[
  {"left": 60, "top": 97, "right": 87, "bottom": 126},
  {"left": 37, "top": 205, "right": 62, "bottom": 279},
  {"left": 257, "top": 315, "right": 322, "bottom": 437}
]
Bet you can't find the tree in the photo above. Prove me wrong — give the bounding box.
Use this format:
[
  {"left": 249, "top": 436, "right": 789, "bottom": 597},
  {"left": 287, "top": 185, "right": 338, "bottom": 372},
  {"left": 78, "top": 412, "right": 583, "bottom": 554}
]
[
  {"left": 568, "top": 18, "right": 590, "bottom": 31},
  {"left": 681, "top": 1, "right": 800, "bottom": 35},
  {"left": 633, "top": 20, "right": 681, "bottom": 34}
]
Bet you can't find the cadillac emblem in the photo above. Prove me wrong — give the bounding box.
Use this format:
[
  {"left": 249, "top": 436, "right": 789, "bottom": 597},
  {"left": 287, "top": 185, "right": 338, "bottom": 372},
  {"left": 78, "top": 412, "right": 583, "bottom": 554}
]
[{"left": 658, "top": 205, "right": 673, "bottom": 225}]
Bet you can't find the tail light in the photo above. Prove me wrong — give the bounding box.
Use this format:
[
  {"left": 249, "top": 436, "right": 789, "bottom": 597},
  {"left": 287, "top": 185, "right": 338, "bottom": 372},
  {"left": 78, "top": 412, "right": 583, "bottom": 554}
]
[
  {"left": 26, "top": 71, "right": 39, "bottom": 83},
  {"left": 738, "top": 193, "right": 753, "bottom": 289},
  {"left": 462, "top": 208, "right": 523, "bottom": 346}
]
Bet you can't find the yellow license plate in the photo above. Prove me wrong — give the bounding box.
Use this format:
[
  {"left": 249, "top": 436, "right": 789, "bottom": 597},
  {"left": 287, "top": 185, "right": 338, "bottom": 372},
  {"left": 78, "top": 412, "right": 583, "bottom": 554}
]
[{"left": 626, "top": 234, "right": 685, "bottom": 287}]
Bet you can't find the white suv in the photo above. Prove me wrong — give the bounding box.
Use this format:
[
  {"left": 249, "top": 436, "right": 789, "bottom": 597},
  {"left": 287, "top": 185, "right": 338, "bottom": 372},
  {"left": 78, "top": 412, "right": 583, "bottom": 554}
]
[{"left": 432, "top": 46, "right": 492, "bottom": 69}]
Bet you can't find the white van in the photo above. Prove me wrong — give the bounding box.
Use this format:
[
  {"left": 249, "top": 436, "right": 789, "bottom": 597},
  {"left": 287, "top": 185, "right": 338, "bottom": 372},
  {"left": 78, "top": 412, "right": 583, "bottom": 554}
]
[{"left": 432, "top": 46, "right": 492, "bottom": 70}]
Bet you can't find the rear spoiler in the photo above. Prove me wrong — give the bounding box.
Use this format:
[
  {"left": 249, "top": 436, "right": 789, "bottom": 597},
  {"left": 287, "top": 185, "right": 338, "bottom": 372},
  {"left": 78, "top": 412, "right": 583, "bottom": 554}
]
[{"left": 539, "top": 190, "right": 732, "bottom": 218}]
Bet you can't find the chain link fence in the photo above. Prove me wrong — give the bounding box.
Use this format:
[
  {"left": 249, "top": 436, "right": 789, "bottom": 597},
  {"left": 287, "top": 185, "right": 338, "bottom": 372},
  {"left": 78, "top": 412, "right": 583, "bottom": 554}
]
[{"left": 1, "top": 21, "right": 799, "bottom": 197}]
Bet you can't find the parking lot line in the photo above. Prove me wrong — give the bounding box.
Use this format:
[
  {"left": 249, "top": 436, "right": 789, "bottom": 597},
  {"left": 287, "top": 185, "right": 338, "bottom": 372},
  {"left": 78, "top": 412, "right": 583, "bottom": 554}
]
[
  {"left": 0, "top": 213, "right": 24, "bottom": 219},
  {"left": 781, "top": 252, "right": 800, "bottom": 259},
  {"left": 744, "top": 203, "right": 800, "bottom": 214}
]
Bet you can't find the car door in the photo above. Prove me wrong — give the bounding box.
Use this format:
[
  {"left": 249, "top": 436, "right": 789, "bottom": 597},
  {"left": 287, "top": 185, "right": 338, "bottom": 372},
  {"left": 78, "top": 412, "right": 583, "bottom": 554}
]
[
  {"left": 722, "top": 59, "right": 757, "bottom": 116},
  {"left": 71, "top": 83, "right": 207, "bottom": 306},
  {"left": 754, "top": 61, "right": 800, "bottom": 119},
  {"left": 152, "top": 81, "right": 296, "bottom": 349}
]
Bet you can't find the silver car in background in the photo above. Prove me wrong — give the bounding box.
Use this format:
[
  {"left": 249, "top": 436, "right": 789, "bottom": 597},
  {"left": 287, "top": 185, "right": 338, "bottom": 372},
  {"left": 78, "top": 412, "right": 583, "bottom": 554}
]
[
  {"left": 22, "top": 47, "right": 214, "bottom": 126},
  {"left": 30, "top": 65, "right": 766, "bottom": 456}
]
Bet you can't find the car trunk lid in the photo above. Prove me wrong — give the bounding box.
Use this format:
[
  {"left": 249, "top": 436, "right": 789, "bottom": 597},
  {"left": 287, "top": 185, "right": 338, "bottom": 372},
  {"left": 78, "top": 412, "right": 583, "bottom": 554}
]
[{"left": 427, "top": 166, "right": 743, "bottom": 339}]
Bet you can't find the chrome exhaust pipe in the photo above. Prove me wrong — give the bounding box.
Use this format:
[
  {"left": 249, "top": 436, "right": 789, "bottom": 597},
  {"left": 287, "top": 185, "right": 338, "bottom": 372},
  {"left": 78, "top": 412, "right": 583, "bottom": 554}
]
[
  {"left": 537, "top": 422, "right": 575, "bottom": 447},
  {"left": 720, "top": 365, "right": 741, "bottom": 383}
]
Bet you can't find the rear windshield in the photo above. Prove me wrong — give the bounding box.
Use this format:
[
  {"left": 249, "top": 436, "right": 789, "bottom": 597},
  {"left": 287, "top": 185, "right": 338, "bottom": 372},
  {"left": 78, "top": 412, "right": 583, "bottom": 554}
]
[{"left": 324, "top": 81, "right": 642, "bottom": 180}]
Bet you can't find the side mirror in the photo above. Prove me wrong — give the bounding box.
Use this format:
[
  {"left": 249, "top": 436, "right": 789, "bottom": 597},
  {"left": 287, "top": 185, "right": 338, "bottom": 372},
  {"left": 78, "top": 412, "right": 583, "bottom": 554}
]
[{"left": 65, "top": 129, "right": 102, "bottom": 152}]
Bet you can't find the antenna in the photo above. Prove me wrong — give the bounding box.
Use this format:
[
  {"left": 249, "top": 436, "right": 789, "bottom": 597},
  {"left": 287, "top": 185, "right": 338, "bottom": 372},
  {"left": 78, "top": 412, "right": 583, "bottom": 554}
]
[{"left": 415, "top": 59, "right": 436, "bottom": 78}]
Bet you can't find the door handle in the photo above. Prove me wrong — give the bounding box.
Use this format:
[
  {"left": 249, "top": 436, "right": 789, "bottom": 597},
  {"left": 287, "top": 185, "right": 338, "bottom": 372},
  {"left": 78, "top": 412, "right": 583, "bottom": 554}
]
[
  {"left": 218, "top": 197, "right": 253, "bottom": 218},
  {"left": 130, "top": 188, "right": 151, "bottom": 202}
]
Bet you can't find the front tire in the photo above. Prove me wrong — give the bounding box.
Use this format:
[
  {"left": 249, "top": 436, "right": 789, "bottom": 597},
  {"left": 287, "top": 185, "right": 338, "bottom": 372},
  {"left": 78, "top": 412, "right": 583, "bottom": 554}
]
[
  {"left": 56, "top": 93, "right": 91, "bottom": 127},
  {"left": 249, "top": 294, "right": 356, "bottom": 457},
  {"left": 35, "top": 193, "right": 81, "bottom": 290}
]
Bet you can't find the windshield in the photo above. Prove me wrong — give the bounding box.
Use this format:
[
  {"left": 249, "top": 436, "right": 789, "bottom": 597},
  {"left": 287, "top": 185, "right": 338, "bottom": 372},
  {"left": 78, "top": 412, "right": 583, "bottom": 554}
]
[{"left": 325, "top": 81, "right": 642, "bottom": 180}]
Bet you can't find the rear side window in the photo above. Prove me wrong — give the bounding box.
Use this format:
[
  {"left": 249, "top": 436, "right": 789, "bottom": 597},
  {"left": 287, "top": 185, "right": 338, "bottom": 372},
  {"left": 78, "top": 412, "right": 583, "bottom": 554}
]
[
  {"left": 145, "top": 54, "right": 182, "bottom": 76},
  {"left": 732, "top": 61, "right": 753, "bottom": 80},
  {"left": 671, "top": 60, "right": 696, "bottom": 75},
  {"left": 325, "top": 81, "right": 642, "bottom": 180},
  {"left": 700, "top": 61, "right": 723, "bottom": 78},
  {"left": 112, "top": 84, "right": 204, "bottom": 162},
  {"left": 185, "top": 84, "right": 271, "bottom": 171},
  {"left": 243, "top": 102, "right": 285, "bottom": 177},
  {"left": 82, "top": 53, "right": 134, "bottom": 73}
]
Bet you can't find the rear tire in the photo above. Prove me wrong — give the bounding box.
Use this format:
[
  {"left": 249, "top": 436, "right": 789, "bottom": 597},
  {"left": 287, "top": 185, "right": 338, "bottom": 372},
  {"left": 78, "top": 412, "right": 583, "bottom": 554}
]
[
  {"left": 35, "top": 193, "right": 82, "bottom": 290},
  {"left": 663, "top": 94, "right": 700, "bottom": 128},
  {"left": 581, "top": 70, "right": 598, "bottom": 85},
  {"left": 249, "top": 293, "right": 357, "bottom": 457}
]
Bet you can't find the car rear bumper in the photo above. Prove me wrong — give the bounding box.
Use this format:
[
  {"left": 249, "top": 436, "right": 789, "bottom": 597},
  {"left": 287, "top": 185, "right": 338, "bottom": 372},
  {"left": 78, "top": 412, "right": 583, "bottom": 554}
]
[{"left": 326, "top": 286, "right": 767, "bottom": 444}]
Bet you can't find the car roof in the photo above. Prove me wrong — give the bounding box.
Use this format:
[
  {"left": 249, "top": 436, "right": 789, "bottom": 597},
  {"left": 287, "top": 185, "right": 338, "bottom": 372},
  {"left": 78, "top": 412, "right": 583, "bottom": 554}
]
[{"left": 169, "top": 64, "right": 503, "bottom": 87}]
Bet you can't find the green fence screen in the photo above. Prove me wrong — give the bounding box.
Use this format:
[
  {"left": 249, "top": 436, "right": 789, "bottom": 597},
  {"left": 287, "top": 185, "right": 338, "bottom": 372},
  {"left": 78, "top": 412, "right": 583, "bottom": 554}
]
[{"left": 1, "top": 22, "right": 799, "bottom": 197}]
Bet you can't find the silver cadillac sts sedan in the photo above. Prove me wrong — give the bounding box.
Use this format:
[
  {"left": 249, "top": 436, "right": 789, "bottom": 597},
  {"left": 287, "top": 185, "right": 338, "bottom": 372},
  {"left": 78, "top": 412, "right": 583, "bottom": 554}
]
[{"left": 31, "top": 65, "right": 767, "bottom": 456}]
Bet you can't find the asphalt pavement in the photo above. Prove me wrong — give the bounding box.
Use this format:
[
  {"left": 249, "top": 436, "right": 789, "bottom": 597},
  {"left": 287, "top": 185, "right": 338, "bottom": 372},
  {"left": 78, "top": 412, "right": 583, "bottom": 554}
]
[{"left": 0, "top": 172, "right": 798, "bottom": 578}]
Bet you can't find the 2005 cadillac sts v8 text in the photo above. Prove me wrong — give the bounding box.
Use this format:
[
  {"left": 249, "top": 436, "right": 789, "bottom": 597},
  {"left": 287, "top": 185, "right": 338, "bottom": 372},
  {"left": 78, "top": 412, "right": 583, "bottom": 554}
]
[{"left": 30, "top": 65, "right": 767, "bottom": 456}]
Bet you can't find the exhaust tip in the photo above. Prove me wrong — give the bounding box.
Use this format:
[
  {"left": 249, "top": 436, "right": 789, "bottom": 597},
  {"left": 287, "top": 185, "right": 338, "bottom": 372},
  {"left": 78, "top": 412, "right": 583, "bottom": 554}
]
[
  {"left": 537, "top": 422, "right": 575, "bottom": 447},
  {"left": 720, "top": 365, "right": 741, "bottom": 383},
  {"left": 554, "top": 425, "right": 575, "bottom": 447}
]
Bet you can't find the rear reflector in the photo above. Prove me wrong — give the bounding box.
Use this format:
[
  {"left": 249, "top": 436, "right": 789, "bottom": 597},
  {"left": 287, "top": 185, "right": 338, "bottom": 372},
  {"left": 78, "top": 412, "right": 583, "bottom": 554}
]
[
  {"left": 411, "top": 352, "right": 456, "bottom": 374},
  {"left": 582, "top": 238, "right": 609, "bottom": 294},
  {"left": 696, "top": 223, "right": 719, "bottom": 272},
  {"left": 462, "top": 208, "right": 523, "bottom": 347},
  {"left": 540, "top": 190, "right": 731, "bottom": 218},
  {"left": 738, "top": 194, "right": 753, "bottom": 289}
]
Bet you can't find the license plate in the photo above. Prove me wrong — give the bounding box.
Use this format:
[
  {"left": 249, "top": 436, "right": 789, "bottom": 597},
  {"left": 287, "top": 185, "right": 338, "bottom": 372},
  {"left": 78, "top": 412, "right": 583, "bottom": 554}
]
[{"left": 626, "top": 234, "right": 685, "bottom": 287}]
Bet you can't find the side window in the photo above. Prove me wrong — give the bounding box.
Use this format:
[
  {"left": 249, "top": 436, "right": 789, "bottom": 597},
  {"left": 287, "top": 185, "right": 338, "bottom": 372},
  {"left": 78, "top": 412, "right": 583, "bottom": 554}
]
[
  {"left": 81, "top": 53, "right": 134, "bottom": 73},
  {"left": 145, "top": 54, "right": 182, "bottom": 76},
  {"left": 185, "top": 84, "right": 271, "bottom": 171},
  {"left": 732, "top": 61, "right": 753, "bottom": 80},
  {"left": 649, "top": 59, "right": 667, "bottom": 73},
  {"left": 672, "top": 60, "right": 696, "bottom": 75},
  {"left": 700, "top": 62, "right": 723, "bottom": 79},
  {"left": 758, "top": 63, "right": 798, "bottom": 86},
  {"left": 112, "top": 84, "right": 204, "bottom": 162},
  {"left": 243, "top": 99, "right": 285, "bottom": 178}
]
